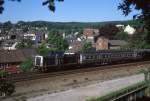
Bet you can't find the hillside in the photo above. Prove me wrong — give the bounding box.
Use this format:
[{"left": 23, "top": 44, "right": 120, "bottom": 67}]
[{"left": 0, "top": 20, "right": 143, "bottom": 31}]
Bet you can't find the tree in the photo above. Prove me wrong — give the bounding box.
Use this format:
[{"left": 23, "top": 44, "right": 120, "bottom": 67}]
[
  {"left": 0, "top": 0, "right": 64, "bottom": 14},
  {"left": 82, "top": 41, "right": 92, "bottom": 52},
  {"left": 76, "top": 29, "right": 83, "bottom": 38},
  {"left": 0, "top": 71, "right": 15, "bottom": 96},
  {"left": 0, "top": 80, "right": 15, "bottom": 96},
  {"left": 115, "top": 31, "right": 129, "bottom": 40},
  {"left": 20, "top": 58, "right": 33, "bottom": 72},
  {"left": 118, "top": 0, "right": 150, "bottom": 44},
  {"left": 37, "top": 43, "right": 49, "bottom": 56},
  {"left": 16, "top": 39, "right": 33, "bottom": 49},
  {"left": 0, "top": 70, "right": 8, "bottom": 78},
  {"left": 126, "top": 30, "right": 150, "bottom": 49},
  {"left": 99, "top": 24, "right": 119, "bottom": 39},
  {"left": 48, "top": 30, "right": 68, "bottom": 51}
]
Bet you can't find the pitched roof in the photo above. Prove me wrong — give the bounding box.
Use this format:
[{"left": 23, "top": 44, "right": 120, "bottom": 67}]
[
  {"left": 21, "top": 48, "right": 37, "bottom": 58},
  {"left": 67, "top": 41, "right": 84, "bottom": 53},
  {"left": 109, "top": 40, "right": 127, "bottom": 46},
  {"left": 83, "top": 28, "right": 99, "bottom": 37},
  {"left": 0, "top": 49, "right": 37, "bottom": 64}
]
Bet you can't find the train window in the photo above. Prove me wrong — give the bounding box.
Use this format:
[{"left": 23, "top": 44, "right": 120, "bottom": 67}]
[
  {"left": 87, "top": 55, "right": 91, "bottom": 59},
  {"left": 36, "top": 57, "right": 41, "bottom": 66},
  {"left": 110, "top": 54, "right": 113, "bottom": 57},
  {"left": 99, "top": 55, "right": 101, "bottom": 59},
  {"left": 107, "top": 54, "right": 109, "bottom": 58},
  {"left": 86, "top": 55, "right": 89, "bottom": 59},
  {"left": 103, "top": 54, "right": 105, "bottom": 58},
  {"left": 105, "top": 54, "right": 107, "bottom": 58}
]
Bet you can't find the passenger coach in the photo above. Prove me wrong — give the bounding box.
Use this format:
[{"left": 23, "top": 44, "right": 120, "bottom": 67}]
[{"left": 34, "top": 49, "right": 149, "bottom": 72}]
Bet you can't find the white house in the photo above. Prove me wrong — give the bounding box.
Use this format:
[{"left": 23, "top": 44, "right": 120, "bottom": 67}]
[
  {"left": 124, "top": 25, "right": 136, "bottom": 35},
  {"left": 23, "top": 34, "right": 36, "bottom": 41},
  {"left": 116, "top": 24, "right": 124, "bottom": 28},
  {"left": 3, "top": 42, "right": 18, "bottom": 50}
]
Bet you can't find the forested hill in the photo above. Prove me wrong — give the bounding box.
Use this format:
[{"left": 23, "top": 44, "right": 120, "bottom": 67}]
[{"left": 0, "top": 20, "right": 143, "bottom": 30}]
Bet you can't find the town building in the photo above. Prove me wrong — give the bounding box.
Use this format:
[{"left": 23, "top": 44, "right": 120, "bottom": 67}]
[
  {"left": 95, "top": 36, "right": 109, "bottom": 50},
  {"left": 124, "top": 25, "right": 136, "bottom": 35},
  {"left": 83, "top": 28, "right": 99, "bottom": 40},
  {"left": 66, "top": 41, "right": 83, "bottom": 53},
  {"left": 109, "top": 40, "right": 127, "bottom": 49},
  {"left": 95, "top": 36, "right": 127, "bottom": 50},
  {"left": 0, "top": 49, "right": 37, "bottom": 73}
]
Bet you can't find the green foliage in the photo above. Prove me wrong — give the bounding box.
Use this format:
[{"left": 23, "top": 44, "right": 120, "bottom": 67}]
[
  {"left": 86, "top": 81, "right": 146, "bottom": 101},
  {"left": 127, "top": 31, "right": 150, "bottom": 49},
  {"left": 16, "top": 41, "right": 26, "bottom": 49},
  {"left": 82, "top": 41, "right": 92, "bottom": 52},
  {"left": 0, "top": 79, "right": 15, "bottom": 96},
  {"left": 16, "top": 40, "right": 33, "bottom": 49},
  {"left": 119, "top": 0, "right": 150, "bottom": 44},
  {"left": 0, "top": 70, "right": 8, "bottom": 78},
  {"left": 0, "top": 0, "right": 63, "bottom": 14},
  {"left": 76, "top": 29, "right": 83, "bottom": 38},
  {"left": 48, "top": 30, "right": 68, "bottom": 51},
  {"left": 115, "top": 31, "right": 129, "bottom": 40},
  {"left": 97, "top": 24, "right": 119, "bottom": 39},
  {"left": 20, "top": 58, "right": 33, "bottom": 72},
  {"left": 37, "top": 43, "right": 49, "bottom": 56},
  {"left": 0, "top": 71, "right": 15, "bottom": 96},
  {"left": 43, "top": 0, "right": 64, "bottom": 12}
]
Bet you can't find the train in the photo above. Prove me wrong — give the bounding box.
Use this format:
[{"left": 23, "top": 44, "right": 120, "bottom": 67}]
[{"left": 34, "top": 49, "right": 150, "bottom": 71}]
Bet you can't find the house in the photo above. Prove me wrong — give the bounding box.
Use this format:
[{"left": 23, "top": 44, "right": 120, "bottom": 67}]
[
  {"left": 0, "top": 49, "right": 37, "bottom": 73},
  {"left": 83, "top": 28, "right": 99, "bottom": 40},
  {"left": 95, "top": 36, "right": 109, "bottom": 50},
  {"left": 1, "top": 40, "right": 18, "bottom": 50},
  {"left": 116, "top": 24, "right": 124, "bottom": 28},
  {"left": 64, "top": 34, "right": 77, "bottom": 44},
  {"left": 116, "top": 24, "right": 125, "bottom": 30},
  {"left": 3, "top": 42, "right": 18, "bottom": 50},
  {"left": 124, "top": 25, "right": 136, "bottom": 35},
  {"left": 109, "top": 40, "right": 127, "bottom": 49},
  {"left": 95, "top": 36, "right": 127, "bottom": 50},
  {"left": 67, "top": 41, "right": 83, "bottom": 53},
  {"left": 23, "top": 33, "right": 36, "bottom": 41}
]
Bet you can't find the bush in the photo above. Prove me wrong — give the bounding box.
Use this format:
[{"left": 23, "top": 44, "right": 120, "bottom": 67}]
[
  {"left": 37, "top": 43, "right": 49, "bottom": 56},
  {"left": 0, "top": 70, "right": 8, "bottom": 78},
  {"left": 20, "top": 58, "right": 33, "bottom": 72},
  {"left": 82, "top": 41, "right": 92, "bottom": 52},
  {"left": 115, "top": 31, "right": 129, "bottom": 40},
  {"left": 0, "top": 80, "right": 15, "bottom": 96}
]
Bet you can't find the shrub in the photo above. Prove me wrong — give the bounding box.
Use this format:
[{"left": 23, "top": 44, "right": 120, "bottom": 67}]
[
  {"left": 0, "top": 70, "right": 8, "bottom": 78},
  {"left": 20, "top": 58, "right": 33, "bottom": 72},
  {"left": 0, "top": 78, "right": 15, "bottom": 96}
]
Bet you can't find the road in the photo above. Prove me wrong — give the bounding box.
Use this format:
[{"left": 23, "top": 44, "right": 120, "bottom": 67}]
[{"left": 28, "top": 74, "right": 144, "bottom": 101}]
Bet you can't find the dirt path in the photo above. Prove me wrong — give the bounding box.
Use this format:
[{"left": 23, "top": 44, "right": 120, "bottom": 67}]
[
  {"left": 28, "top": 74, "right": 144, "bottom": 101},
  {"left": 1, "top": 63, "right": 150, "bottom": 101}
]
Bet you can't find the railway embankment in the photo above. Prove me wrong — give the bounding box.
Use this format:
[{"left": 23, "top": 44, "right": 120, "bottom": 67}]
[
  {"left": 1, "top": 61, "right": 150, "bottom": 101},
  {"left": 28, "top": 74, "right": 145, "bottom": 101}
]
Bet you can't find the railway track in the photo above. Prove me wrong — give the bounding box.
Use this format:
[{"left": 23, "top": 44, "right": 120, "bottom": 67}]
[{"left": 7, "top": 61, "right": 150, "bottom": 82}]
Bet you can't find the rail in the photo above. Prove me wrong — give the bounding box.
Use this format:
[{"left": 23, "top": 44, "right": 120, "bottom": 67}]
[{"left": 7, "top": 61, "right": 150, "bottom": 82}]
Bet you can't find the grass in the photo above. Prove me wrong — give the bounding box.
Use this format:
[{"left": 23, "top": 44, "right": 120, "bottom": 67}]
[{"left": 86, "top": 81, "right": 146, "bottom": 101}]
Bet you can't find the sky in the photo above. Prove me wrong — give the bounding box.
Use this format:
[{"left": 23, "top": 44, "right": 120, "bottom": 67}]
[{"left": 0, "top": 0, "right": 139, "bottom": 23}]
